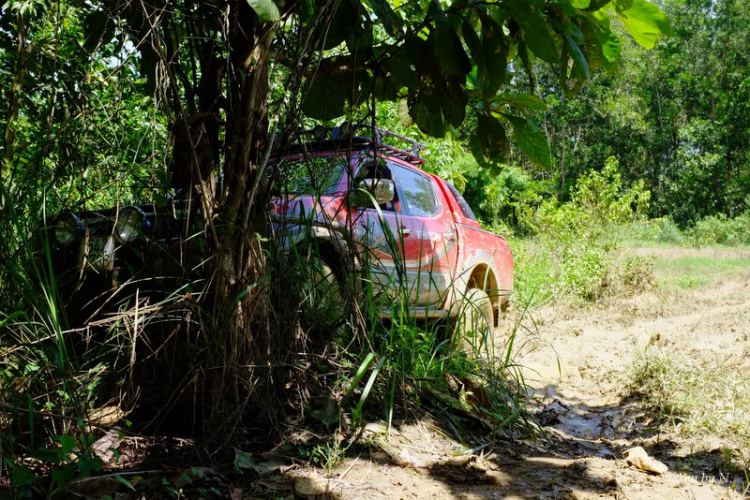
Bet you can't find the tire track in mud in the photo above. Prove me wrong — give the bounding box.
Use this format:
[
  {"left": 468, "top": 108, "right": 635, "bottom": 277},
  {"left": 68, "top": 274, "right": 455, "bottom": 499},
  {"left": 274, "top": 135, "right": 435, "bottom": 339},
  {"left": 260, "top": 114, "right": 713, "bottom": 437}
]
[
  {"left": 516, "top": 263, "right": 750, "bottom": 500},
  {"left": 283, "top": 254, "right": 750, "bottom": 499}
]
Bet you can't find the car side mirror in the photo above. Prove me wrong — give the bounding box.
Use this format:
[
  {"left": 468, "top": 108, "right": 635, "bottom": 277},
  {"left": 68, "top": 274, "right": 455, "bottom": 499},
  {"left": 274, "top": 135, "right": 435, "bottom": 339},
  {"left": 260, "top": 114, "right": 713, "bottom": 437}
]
[{"left": 356, "top": 178, "right": 395, "bottom": 205}]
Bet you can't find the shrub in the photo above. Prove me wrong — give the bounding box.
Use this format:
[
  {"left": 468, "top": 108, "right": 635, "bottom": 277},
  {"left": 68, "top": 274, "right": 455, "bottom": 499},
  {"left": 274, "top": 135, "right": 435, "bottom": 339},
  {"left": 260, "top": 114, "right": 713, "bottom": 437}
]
[
  {"left": 622, "top": 217, "right": 685, "bottom": 244},
  {"left": 688, "top": 211, "right": 750, "bottom": 247},
  {"left": 656, "top": 218, "right": 685, "bottom": 243},
  {"left": 517, "top": 157, "right": 653, "bottom": 302}
]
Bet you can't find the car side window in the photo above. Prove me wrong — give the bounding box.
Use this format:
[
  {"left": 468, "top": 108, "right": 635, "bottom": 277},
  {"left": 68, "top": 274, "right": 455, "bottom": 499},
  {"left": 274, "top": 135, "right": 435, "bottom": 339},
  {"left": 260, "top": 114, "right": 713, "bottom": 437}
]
[{"left": 390, "top": 163, "right": 439, "bottom": 217}]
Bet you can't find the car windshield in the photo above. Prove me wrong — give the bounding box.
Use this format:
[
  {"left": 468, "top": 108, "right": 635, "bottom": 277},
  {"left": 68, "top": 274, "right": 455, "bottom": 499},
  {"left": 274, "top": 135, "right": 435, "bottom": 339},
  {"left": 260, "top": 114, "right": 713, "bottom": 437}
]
[{"left": 282, "top": 155, "right": 346, "bottom": 195}]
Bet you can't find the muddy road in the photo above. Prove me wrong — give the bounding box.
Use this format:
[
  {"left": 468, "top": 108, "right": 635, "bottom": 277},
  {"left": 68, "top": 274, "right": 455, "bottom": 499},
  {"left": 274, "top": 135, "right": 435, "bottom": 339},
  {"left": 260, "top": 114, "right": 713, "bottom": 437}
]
[{"left": 286, "top": 249, "right": 750, "bottom": 499}]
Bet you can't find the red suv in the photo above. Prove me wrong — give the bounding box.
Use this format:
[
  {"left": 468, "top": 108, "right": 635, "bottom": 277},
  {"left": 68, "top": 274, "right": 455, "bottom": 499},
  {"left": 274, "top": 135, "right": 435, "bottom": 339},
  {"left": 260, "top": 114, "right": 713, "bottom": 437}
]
[
  {"left": 271, "top": 125, "right": 513, "bottom": 338},
  {"left": 43, "top": 125, "right": 513, "bottom": 336}
]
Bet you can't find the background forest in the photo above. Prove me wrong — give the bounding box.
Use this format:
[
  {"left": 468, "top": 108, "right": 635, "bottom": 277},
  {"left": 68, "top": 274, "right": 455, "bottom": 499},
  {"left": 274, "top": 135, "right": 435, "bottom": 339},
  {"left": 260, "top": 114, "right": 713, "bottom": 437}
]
[
  {"left": 4, "top": 0, "right": 749, "bottom": 226},
  {"left": 392, "top": 0, "right": 750, "bottom": 231}
]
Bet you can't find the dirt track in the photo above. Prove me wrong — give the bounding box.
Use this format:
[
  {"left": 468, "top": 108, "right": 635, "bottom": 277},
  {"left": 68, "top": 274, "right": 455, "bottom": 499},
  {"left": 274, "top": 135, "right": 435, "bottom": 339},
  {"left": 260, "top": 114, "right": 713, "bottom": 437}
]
[{"left": 287, "top": 250, "right": 750, "bottom": 499}]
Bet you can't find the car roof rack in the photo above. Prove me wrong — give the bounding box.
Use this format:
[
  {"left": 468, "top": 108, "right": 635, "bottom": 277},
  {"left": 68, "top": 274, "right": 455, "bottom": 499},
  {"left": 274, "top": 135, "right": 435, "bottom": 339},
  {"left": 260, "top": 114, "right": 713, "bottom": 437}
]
[{"left": 282, "top": 123, "right": 426, "bottom": 165}]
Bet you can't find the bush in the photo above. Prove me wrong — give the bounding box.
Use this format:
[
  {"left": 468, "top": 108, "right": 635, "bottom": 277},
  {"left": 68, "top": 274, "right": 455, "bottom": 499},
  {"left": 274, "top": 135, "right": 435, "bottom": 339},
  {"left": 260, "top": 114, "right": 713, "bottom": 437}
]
[
  {"left": 656, "top": 218, "right": 685, "bottom": 243},
  {"left": 622, "top": 217, "right": 685, "bottom": 244},
  {"left": 688, "top": 211, "right": 750, "bottom": 247},
  {"left": 514, "top": 157, "right": 653, "bottom": 303}
]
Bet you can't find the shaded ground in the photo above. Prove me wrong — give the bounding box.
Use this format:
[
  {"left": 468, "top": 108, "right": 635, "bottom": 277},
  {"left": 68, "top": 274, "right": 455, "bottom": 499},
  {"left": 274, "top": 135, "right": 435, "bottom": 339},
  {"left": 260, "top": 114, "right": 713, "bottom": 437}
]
[
  {"left": 45, "top": 247, "right": 749, "bottom": 499},
  {"left": 277, "top": 247, "right": 750, "bottom": 499}
]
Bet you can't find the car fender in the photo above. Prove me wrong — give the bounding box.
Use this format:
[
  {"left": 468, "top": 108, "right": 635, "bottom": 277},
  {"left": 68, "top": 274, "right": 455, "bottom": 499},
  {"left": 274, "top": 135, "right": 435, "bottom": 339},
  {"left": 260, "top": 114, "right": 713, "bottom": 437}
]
[{"left": 449, "top": 248, "right": 506, "bottom": 313}]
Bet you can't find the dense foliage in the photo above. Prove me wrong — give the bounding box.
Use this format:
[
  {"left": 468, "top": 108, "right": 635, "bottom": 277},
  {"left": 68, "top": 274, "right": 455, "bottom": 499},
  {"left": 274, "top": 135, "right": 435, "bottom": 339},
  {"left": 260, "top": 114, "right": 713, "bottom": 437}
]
[
  {"left": 536, "top": 0, "right": 750, "bottom": 225},
  {"left": 5, "top": 0, "right": 750, "bottom": 493},
  {"left": 371, "top": 0, "right": 750, "bottom": 231},
  {"left": 8, "top": 0, "right": 738, "bottom": 492}
]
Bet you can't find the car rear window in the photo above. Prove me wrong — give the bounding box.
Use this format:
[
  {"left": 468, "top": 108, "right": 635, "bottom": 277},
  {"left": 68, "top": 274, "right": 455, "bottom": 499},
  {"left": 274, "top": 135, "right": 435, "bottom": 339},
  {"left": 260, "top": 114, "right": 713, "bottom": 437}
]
[
  {"left": 445, "top": 182, "right": 478, "bottom": 222},
  {"left": 282, "top": 155, "right": 346, "bottom": 195}
]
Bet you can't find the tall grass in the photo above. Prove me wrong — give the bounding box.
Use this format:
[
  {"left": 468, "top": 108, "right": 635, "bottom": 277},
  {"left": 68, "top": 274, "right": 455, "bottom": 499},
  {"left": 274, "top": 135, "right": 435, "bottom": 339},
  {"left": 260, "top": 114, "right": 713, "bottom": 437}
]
[
  {"left": 629, "top": 350, "right": 750, "bottom": 475},
  {"left": 0, "top": 195, "right": 214, "bottom": 494},
  {"left": 624, "top": 211, "right": 750, "bottom": 248}
]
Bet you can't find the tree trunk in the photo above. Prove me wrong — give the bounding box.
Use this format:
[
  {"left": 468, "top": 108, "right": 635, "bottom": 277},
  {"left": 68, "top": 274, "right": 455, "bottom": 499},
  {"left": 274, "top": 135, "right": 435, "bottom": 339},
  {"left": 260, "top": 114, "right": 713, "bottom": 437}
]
[
  {"left": 3, "top": 13, "right": 29, "bottom": 174},
  {"left": 204, "top": 1, "right": 273, "bottom": 439}
]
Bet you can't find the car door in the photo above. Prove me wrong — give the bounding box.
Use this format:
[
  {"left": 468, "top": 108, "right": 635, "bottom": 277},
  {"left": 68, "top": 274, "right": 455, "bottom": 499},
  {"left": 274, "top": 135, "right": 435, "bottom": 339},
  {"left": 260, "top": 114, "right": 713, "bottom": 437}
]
[
  {"left": 349, "top": 156, "right": 407, "bottom": 304},
  {"left": 388, "top": 162, "right": 459, "bottom": 307}
]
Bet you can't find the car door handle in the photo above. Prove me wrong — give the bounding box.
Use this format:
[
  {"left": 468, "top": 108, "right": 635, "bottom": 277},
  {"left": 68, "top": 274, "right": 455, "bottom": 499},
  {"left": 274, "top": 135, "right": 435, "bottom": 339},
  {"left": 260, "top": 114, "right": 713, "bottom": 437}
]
[
  {"left": 444, "top": 231, "right": 456, "bottom": 241},
  {"left": 400, "top": 226, "right": 412, "bottom": 236}
]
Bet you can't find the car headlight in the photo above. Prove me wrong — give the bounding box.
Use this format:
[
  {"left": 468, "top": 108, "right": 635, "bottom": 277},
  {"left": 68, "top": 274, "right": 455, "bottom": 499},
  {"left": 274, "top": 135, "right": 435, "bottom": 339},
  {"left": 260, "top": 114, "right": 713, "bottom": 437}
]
[
  {"left": 115, "top": 206, "right": 149, "bottom": 244},
  {"left": 53, "top": 213, "right": 84, "bottom": 248}
]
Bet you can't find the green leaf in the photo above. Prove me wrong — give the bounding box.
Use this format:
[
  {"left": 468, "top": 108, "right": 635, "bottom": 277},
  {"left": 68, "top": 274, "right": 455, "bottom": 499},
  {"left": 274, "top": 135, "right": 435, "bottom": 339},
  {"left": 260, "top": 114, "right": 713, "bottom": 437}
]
[
  {"left": 462, "top": 21, "right": 487, "bottom": 91},
  {"left": 301, "top": 75, "right": 348, "bottom": 121},
  {"left": 465, "top": 65, "right": 480, "bottom": 91},
  {"left": 470, "top": 114, "right": 508, "bottom": 170},
  {"left": 501, "top": 0, "right": 559, "bottom": 65},
  {"left": 477, "top": 114, "right": 507, "bottom": 160},
  {"left": 342, "top": 352, "right": 377, "bottom": 406},
  {"left": 114, "top": 474, "right": 136, "bottom": 491},
  {"left": 443, "top": 76, "right": 468, "bottom": 128},
  {"left": 615, "top": 0, "right": 634, "bottom": 11},
  {"left": 492, "top": 93, "right": 549, "bottom": 112},
  {"left": 12, "top": 466, "right": 35, "bottom": 488},
  {"left": 470, "top": 134, "right": 504, "bottom": 171},
  {"left": 363, "top": 0, "right": 403, "bottom": 37},
  {"left": 404, "top": 35, "right": 428, "bottom": 71},
  {"left": 51, "top": 464, "right": 75, "bottom": 488},
  {"left": 352, "top": 70, "right": 372, "bottom": 107},
  {"left": 387, "top": 50, "right": 419, "bottom": 90},
  {"left": 516, "top": 40, "right": 535, "bottom": 91},
  {"left": 346, "top": 16, "right": 373, "bottom": 53},
  {"left": 299, "top": 0, "right": 314, "bottom": 22},
  {"left": 564, "top": 22, "right": 584, "bottom": 44},
  {"left": 585, "top": 0, "right": 613, "bottom": 10},
  {"left": 78, "top": 455, "right": 104, "bottom": 476},
  {"left": 373, "top": 72, "right": 398, "bottom": 101},
  {"left": 323, "top": 0, "right": 358, "bottom": 50},
  {"left": 354, "top": 356, "right": 386, "bottom": 420},
  {"left": 463, "top": 16, "right": 508, "bottom": 96},
  {"left": 565, "top": 34, "right": 590, "bottom": 81},
  {"left": 480, "top": 15, "right": 509, "bottom": 97},
  {"left": 614, "top": 0, "right": 671, "bottom": 49},
  {"left": 245, "top": 0, "right": 279, "bottom": 22},
  {"left": 56, "top": 435, "right": 76, "bottom": 456},
  {"left": 571, "top": 0, "right": 591, "bottom": 8},
  {"left": 601, "top": 31, "right": 621, "bottom": 63},
  {"left": 590, "top": 12, "right": 622, "bottom": 63},
  {"left": 413, "top": 99, "right": 447, "bottom": 138},
  {"left": 429, "top": 0, "right": 471, "bottom": 76},
  {"left": 501, "top": 114, "right": 551, "bottom": 167}
]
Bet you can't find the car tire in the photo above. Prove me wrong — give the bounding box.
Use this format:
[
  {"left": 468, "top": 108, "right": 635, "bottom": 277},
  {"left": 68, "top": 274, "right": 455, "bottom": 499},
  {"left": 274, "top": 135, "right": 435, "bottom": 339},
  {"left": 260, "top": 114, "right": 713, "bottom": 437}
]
[
  {"left": 305, "top": 256, "right": 345, "bottom": 321},
  {"left": 451, "top": 288, "right": 494, "bottom": 356}
]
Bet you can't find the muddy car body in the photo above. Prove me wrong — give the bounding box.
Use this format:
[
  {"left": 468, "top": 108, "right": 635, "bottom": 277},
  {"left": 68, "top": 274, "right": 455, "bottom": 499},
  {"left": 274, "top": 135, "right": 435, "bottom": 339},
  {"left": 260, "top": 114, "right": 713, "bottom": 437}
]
[
  {"left": 270, "top": 126, "right": 514, "bottom": 326},
  {"left": 43, "top": 126, "right": 513, "bottom": 326}
]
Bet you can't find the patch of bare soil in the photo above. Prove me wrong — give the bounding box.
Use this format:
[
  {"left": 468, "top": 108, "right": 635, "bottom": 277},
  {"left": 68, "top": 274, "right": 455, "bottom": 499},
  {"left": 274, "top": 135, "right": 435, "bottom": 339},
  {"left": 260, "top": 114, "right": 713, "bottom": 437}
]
[{"left": 280, "top": 252, "right": 750, "bottom": 499}]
